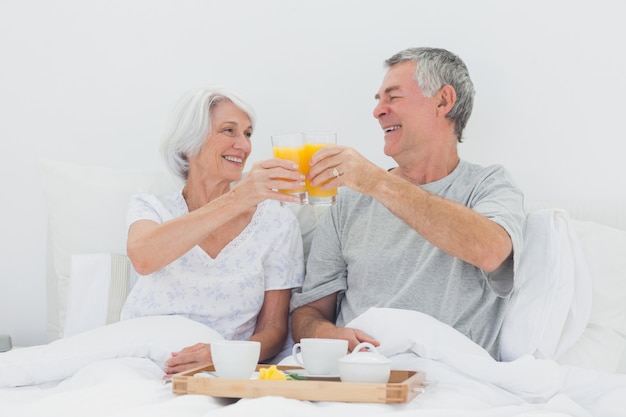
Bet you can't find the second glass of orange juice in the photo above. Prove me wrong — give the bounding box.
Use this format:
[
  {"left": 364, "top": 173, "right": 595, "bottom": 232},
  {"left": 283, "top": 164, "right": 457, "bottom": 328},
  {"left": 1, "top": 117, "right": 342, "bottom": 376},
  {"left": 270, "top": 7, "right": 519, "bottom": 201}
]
[{"left": 304, "top": 132, "right": 337, "bottom": 205}]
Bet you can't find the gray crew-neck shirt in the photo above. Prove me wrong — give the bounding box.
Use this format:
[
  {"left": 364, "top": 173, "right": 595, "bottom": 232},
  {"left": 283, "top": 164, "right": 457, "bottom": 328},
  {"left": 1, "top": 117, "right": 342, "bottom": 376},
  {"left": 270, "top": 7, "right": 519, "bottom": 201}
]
[{"left": 290, "top": 159, "right": 525, "bottom": 359}]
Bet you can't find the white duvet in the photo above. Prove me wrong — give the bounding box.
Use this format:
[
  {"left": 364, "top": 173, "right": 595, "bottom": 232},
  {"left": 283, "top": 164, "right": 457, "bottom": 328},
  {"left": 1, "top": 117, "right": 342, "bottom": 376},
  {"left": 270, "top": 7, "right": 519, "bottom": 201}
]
[{"left": 1, "top": 310, "right": 625, "bottom": 417}]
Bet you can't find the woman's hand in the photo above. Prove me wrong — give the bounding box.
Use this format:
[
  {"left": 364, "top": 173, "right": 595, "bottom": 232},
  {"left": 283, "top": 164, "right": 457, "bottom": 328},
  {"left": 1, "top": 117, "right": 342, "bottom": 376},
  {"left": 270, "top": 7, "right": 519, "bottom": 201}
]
[
  {"left": 164, "top": 343, "right": 212, "bottom": 377},
  {"left": 231, "top": 158, "right": 306, "bottom": 206}
]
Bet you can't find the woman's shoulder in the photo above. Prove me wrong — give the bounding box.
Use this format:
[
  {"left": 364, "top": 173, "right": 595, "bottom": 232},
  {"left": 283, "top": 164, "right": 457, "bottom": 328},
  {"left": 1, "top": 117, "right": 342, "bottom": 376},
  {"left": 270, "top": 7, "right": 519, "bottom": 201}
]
[{"left": 128, "top": 189, "right": 186, "bottom": 218}]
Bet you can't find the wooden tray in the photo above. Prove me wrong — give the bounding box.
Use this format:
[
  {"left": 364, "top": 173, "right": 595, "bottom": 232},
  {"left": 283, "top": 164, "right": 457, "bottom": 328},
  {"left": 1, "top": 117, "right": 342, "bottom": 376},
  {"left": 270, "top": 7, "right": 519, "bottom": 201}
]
[{"left": 172, "top": 364, "right": 426, "bottom": 404}]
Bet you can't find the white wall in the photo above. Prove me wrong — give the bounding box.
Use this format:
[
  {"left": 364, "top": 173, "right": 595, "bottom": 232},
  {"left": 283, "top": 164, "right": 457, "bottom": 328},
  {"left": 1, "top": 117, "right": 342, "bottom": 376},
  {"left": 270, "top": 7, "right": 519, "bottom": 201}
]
[{"left": 1, "top": 0, "right": 624, "bottom": 346}]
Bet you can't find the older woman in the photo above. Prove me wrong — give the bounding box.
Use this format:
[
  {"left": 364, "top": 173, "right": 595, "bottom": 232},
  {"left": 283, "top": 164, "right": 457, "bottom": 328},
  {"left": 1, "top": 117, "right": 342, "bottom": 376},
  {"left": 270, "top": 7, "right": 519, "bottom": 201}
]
[{"left": 120, "top": 87, "right": 305, "bottom": 375}]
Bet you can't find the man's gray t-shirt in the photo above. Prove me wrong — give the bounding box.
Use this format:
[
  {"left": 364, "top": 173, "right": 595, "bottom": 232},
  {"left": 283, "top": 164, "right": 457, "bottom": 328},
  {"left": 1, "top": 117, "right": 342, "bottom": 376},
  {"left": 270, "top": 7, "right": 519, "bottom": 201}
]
[{"left": 290, "top": 160, "right": 525, "bottom": 359}]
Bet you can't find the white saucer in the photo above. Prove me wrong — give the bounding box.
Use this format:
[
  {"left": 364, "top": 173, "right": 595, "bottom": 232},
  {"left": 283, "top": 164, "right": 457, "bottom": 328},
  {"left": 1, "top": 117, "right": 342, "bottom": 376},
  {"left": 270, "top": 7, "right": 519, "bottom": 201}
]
[
  {"left": 196, "top": 371, "right": 260, "bottom": 380},
  {"left": 286, "top": 369, "right": 340, "bottom": 378}
]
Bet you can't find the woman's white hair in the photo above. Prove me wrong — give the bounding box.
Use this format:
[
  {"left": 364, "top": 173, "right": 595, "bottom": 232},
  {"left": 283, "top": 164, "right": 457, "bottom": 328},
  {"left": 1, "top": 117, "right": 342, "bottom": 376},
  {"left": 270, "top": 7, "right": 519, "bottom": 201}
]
[{"left": 160, "top": 87, "right": 256, "bottom": 180}]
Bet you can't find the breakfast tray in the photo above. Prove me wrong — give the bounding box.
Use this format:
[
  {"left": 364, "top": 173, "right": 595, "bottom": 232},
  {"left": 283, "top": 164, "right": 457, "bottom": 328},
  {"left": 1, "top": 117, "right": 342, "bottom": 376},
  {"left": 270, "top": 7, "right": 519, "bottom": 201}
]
[{"left": 172, "top": 364, "right": 426, "bottom": 404}]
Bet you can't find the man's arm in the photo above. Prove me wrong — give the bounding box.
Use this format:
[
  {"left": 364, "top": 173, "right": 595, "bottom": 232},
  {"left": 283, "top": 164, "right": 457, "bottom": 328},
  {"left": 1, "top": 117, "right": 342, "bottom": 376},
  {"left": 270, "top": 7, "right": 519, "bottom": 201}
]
[
  {"left": 291, "top": 293, "right": 379, "bottom": 352},
  {"left": 370, "top": 172, "right": 513, "bottom": 273},
  {"left": 308, "top": 147, "right": 513, "bottom": 273}
]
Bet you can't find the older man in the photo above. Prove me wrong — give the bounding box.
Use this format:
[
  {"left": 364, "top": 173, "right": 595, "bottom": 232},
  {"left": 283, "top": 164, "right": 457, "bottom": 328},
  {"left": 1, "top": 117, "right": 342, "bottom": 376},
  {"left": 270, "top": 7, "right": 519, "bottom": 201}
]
[{"left": 290, "top": 47, "right": 525, "bottom": 360}]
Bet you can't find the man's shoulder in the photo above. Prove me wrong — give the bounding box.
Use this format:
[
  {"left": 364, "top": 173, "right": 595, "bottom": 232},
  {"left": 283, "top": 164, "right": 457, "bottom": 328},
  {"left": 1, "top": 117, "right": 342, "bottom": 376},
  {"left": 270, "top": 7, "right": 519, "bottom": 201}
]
[
  {"left": 458, "top": 159, "right": 508, "bottom": 175},
  {"left": 456, "top": 160, "right": 516, "bottom": 186}
]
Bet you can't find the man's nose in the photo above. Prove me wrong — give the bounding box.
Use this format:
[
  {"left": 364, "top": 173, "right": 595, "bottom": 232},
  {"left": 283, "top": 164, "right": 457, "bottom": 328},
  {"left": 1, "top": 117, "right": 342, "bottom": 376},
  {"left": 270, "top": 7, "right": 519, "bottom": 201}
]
[{"left": 373, "top": 101, "right": 387, "bottom": 119}]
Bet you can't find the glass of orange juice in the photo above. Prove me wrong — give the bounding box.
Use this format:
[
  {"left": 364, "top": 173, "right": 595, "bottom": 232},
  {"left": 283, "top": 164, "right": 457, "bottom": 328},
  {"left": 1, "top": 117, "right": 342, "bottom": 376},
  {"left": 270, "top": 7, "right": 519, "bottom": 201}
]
[
  {"left": 304, "top": 132, "right": 337, "bottom": 205},
  {"left": 271, "top": 133, "right": 309, "bottom": 205}
]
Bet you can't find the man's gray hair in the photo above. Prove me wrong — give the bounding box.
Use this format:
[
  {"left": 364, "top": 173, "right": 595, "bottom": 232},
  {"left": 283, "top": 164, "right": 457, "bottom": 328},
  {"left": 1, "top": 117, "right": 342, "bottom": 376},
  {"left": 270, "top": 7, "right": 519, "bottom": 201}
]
[{"left": 385, "top": 47, "right": 475, "bottom": 142}]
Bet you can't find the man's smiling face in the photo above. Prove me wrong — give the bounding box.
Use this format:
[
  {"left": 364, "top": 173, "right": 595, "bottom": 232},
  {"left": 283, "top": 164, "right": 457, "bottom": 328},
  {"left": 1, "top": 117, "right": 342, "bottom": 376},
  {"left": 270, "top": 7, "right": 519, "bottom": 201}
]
[{"left": 373, "top": 61, "right": 439, "bottom": 159}]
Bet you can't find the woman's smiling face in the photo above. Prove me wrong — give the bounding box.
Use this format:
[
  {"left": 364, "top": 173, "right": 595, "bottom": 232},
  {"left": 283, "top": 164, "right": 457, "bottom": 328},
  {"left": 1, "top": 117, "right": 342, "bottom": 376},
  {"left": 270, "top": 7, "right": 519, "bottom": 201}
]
[{"left": 192, "top": 99, "right": 253, "bottom": 183}]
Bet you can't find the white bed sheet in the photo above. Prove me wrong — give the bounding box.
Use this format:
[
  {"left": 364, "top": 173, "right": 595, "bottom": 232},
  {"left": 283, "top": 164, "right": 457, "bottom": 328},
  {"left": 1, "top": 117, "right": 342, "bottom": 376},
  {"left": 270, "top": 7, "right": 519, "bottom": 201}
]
[{"left": 2, "top": 311, "right": 625, "bottom": 417}]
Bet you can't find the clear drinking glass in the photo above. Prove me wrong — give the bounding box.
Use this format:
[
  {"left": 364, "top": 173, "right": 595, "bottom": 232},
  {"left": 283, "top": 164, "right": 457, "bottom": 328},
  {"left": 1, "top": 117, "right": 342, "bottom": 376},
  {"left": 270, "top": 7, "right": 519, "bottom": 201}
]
[
  {"left": 304, "top": 132, "right": 337, "bottom": 205},
  {"left": 271, "top": 133, "right": 309, "bottom": 205}
]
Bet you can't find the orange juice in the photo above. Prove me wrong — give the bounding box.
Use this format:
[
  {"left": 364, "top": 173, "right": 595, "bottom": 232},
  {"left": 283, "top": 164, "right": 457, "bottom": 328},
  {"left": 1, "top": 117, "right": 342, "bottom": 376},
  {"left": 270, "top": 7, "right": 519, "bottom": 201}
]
[
  {"left": 305, "top": 143, "right": 336, "bottom": 198},
  {"left": 272, "top": 146, "right": 308, "bottom": 193}
]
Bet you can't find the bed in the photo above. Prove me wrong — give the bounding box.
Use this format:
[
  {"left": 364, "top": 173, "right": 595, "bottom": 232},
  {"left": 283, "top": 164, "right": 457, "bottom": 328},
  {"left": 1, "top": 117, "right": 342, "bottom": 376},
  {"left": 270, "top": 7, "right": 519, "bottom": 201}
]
[{"left": 1, "top": 158, "right": 625, "bottom": 417}]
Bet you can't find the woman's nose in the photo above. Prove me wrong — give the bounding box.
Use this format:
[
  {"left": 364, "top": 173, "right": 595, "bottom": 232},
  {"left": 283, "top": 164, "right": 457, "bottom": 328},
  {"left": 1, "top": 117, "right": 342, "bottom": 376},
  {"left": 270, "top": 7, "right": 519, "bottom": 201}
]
[{"left": 234, "top": 134, "right": 251, "bottom": 151}]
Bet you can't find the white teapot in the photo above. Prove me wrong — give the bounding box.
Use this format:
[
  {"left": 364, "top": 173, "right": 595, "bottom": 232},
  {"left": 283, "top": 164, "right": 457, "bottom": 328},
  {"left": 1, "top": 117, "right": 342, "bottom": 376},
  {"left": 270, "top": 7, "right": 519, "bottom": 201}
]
[{"left": 338, "top": 342, "right": 391, "bottom": 383}]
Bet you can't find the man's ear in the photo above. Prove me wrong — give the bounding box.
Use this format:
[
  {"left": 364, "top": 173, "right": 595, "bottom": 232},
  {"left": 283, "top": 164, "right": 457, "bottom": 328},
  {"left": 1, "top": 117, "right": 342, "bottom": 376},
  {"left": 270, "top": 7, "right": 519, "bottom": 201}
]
[{"left": 436, "top": 85, "right": 456, "bottom": 116}]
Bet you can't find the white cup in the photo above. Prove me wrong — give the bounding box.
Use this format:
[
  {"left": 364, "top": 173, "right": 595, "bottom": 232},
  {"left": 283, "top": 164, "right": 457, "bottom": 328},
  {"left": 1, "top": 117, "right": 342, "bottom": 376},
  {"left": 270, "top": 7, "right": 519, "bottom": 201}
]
[
  {"left": 291, "top": 338, "right": 348, "bottom": 375},
  {"left": 211, "top": 340, "right": 260, "bottom": 379}
]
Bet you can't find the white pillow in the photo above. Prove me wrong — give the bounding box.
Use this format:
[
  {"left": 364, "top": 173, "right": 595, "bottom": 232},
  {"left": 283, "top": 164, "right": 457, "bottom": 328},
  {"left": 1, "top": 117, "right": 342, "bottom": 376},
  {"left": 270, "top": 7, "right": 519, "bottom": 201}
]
[
  {"left": 37, "top": 158, "right": 183, "bottom": 341},
  {"left": 557, "top": 324, "right": 626, "bottom": 373},
  {"left": 571, "top": 219, "right": 626, "bottom": 337},
  {"left": 0, "top": 315, "right": 223, "bottom": 387},
  {"left": 64, "top": 253, "right": 132, "bottom": 338},
  {"left": 287, "top": 204, "right": 330, "bottom": 263},
  {"left": 617, "top": 347, "right": 626, "bottom": 373},
  {"left": 500, "top": 209, "right": 592, "bottom": 361}
]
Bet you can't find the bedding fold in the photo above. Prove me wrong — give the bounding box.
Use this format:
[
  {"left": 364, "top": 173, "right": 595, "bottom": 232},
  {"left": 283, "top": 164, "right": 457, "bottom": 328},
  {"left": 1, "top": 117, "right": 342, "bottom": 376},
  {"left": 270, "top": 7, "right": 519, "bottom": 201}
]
[
  {"left": 346, "top": 308, "right": 564, "bottom": 402},
  {"left": 0, "top": 315, "right": 223, "bottom": 387}
]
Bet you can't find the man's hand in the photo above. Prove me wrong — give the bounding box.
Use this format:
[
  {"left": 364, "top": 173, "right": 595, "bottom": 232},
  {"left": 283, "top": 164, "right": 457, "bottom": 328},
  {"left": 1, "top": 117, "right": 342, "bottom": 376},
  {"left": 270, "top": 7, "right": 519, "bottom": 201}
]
[
  {"left": 308, "top": 145, "right": 385, "bottom": 196},
  {"left": 326, "top": 326, "right": 380, "bottom": 352},
  {"left": 292, "top": 296, "right": 380, "bottom": 352}
]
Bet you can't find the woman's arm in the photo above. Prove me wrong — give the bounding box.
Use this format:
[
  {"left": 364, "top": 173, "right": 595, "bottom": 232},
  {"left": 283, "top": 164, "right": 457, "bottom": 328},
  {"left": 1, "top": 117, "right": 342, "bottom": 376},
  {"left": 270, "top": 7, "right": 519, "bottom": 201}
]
[
  {"left": 127, "top": 159, "right": 304, "bottom": 275},
  {"left": 127, "top": 192, "right": 244, "bottom": 275},
  {"left": 249, "top": 289, "right": 291, "bottom": 362}
]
